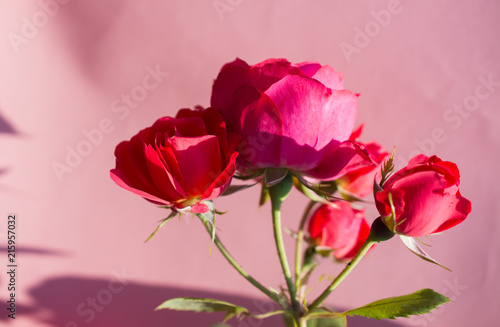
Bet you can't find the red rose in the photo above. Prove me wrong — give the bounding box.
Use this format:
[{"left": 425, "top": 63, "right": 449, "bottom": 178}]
[
  {"left": 110, "top": 107, "right": 239, "bottom": 213},
  {"left": 337, "top": 124, "right": 389, "bottom": 197},
  {"left": 308, "top": 202, "right": 370, "bottom": 260},
  {"left": 211, "top": 58, "right": 373, "bottom": 180},
  {"left": 375, "top": 154, "right": 472, "bottom": 237}
]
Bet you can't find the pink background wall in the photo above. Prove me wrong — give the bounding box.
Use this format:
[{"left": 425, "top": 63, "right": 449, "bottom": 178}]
[{"left": 1, "top": 1, "right": 499, "bottom": 326}]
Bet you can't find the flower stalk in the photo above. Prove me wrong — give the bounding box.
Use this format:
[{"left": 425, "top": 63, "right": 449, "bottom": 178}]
[
  {"left": 267, "top": 173, "right": 301, "bottom": 319},
  {"left": 200, "top": 216, "right": 283, "bottom": 305}
]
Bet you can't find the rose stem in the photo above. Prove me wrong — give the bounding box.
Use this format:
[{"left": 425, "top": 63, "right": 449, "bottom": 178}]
[
  {"left": 308, "top": 238, "right": 376, "bottom": 312},
  {"left": 294, "top": 200, "right": 315, "bottom": 291},
  {"left": 201, "top": 220, "right": 283, "bottom": 305},
  {"left": 268, "top": 177, "right": 301, "bottom": 317}
]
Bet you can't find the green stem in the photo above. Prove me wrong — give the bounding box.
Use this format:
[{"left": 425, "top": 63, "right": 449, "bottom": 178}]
[
  {"left": 201, "top": 220, "right": 283, "bottom": 305},
  {"left": 295, "top": 200, "right": 316, "bottom": 291},
  {"left": 272, "top": 204, "right": 300, "bottom": 313},
  {"left": 308, "top": 239, "right": 376, "bottom": 312}
]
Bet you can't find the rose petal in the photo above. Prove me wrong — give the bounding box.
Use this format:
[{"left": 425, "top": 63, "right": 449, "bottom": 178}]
[
  {"left": 306, "top": 140, "right": 375, "bottom": 180},
  {"left": 169, "top": 135, "right": 222, "bottom": 197},
  {"left": 265, "top": 75, "right": 357, "bottom": 152},
  {"left": 310, "top": 65, "right": 345, "bottom": 90},
  {"left": 391, "top": 171, "right": 462, "bottom": 237},
  {"left": 202, "top": 151, "right": 238, "bottom": 200},
  {"left": 236, "top": 86, "right": 283, "bottom": 168},
  {"left": 144, "top": 145, "right": 186, "bottom": 200}
]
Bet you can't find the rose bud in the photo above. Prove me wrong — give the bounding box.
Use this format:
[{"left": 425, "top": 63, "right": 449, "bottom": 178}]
[
  {"left": 110, "top": 107, "right": 239, "bottom": 213},
  {"left": 336, "top": 124, "right": 389, "bottom": 198},
  {"left": 211, "top": 58, "right": 374, "bottom": 181},
  {"left": 308, "top": 202, "right": 370, "bottom": 261},
  {"left": 375, "top": 154, "right": 472, "bottom": 237}
]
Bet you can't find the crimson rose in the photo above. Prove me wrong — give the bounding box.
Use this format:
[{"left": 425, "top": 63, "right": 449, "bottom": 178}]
[
  {"left": 308, "top": 202, "right": 370, "bottom": 260},
  {"left": 211, "top": 58, "right": 372, "bottom": 180},
  {"left": 110, "top": 107, "right": 239, "bottom": 213},
  {"left": 375, "top": 154, "right": 471, "bottom": 237}
]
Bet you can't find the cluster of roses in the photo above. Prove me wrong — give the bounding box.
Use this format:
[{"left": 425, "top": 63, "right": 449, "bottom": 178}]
[{"left": 110, "top": 58, "right": 471, "bottom": 261}]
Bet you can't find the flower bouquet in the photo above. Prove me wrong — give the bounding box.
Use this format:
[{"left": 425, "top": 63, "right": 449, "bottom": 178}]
[{"left": 110, "top": 58, "right": 471, "bottom": 326}]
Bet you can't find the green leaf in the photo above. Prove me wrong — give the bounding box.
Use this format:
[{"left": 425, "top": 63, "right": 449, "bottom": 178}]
[
  {"left": 343, "top": 288, "right": 450, "bottom": 319},
  {"left": 156, "top": 297, "right": 249, "bottom": 321},
  {"left": 144, "top": 210, "right": 178, "bottom": 242}
]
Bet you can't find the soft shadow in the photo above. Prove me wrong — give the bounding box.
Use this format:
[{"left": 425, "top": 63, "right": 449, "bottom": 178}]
[
  {"left": 4, "top": 276, "right": 405, "bottom": 326},
  {"left": 0, "top": 246, "right": 68, "bottom": 256},
  {"left": 0, "top": 111, "right": 17, "bottom": 134}
]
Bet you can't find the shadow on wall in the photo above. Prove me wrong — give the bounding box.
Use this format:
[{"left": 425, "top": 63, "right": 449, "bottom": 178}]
[
  {"left": 0, "top": 111, "right": 17, "bottom": 134},
  {"left": 2, "top": 276, "right": 405, "bottom": 327}
]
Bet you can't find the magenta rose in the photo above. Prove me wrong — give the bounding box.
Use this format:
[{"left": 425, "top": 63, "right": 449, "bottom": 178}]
[
  {"left": 110, "top": 107, "right": 239, "bottom": 213},
  {"left": 308, "top": 202, "right": 370, "bottom": 260},
  {"left": 375, "top": 154, "right": 472, "bottom": 237},
  {"left": 337, "top": 124, "right": 389, "bottom": 197},
  {"left": 211, "top": 58, "right": 373, "bottom": 180}
]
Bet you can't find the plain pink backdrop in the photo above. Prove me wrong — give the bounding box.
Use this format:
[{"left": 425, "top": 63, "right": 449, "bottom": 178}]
[{"left": 1, "top": 1, "right": 499, "bottom": 326}]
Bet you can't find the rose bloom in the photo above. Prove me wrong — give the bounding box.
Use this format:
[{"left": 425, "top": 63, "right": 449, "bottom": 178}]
[
  {"left": 336, "top": 124, "right": 389, "bottom": 197},
  {"left": 211, "top": 58, "right": 373, "bottom": 180},
  {"left": 308, "top": 202, "right": 370, "bottom": 260},
  {"left": 110, "top": 107, "right": 239, "bottom": 213},
  {"left": 375, "top": 154, "right": 472, "bottom": 237}
]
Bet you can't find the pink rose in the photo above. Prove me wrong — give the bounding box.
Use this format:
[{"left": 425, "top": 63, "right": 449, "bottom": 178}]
[
  {"left": 308, "top": 202, "right": 370, "bottom": 260},
  {"left": 211, "top": 58, "right": 372, "bottom": 180},
  {"left": 337, "top": 124, "right": 389, "bottom": 197},
  {"left": 375, "top": 154, "right": 472, "bottom": 237},
  {"left": 110, "top": 107, "right": 239, "bottom": 213}
]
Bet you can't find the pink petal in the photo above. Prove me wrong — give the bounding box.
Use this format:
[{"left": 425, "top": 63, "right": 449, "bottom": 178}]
[
  {"left": 236, "top": 86, "right": 283, "bottom": 168},
  {"left": 310, "top": 65, "right": 345, "bottom": 90},
  {"left": 306, "top": 140, "right": 375, "bottom": 180},
  {"left": 151, "top": 116, "right": 206, "bottom": 139},
  {"left": 265, "top": 75, "right": 357, "bottom": 152},
  {"left": 391, "top": 171, "right": 460, "bottom": 237},
  {"left": 211, "top": 58, "right": 251, "bottom": 115}
]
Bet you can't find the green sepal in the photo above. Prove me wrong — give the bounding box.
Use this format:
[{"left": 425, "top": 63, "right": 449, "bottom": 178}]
[
  {"left": 145, "top": 210, "right": 179, "bottom": 242},
  {"left": 293, "top": 173, "right": 343, "bottom": 203},
  {"left": 222, "top": 179, "right": 261, "bottom": 196},
  {"left": 267, "top": 171, "right": 293, "bottom": 210},
  {"left": 379, "top": 147, "right": 395, "bottom": 187},
  {"left": 368, "top": 217, "right": 395, "bottom": 243},
  {"left": 198, "top": 201, "right": 218, "bottom": 256},
  {"left": 156, "top": 297, "right": 249, "bottom": 322},
  {"left": 264, "top": 167, "right": 289, "bottom": 187},
  {"left": 399, "top": 235, "right": 451, "bottom": 271},
  {"left": 259, "top": 180, "right": 271, "bottom": 206}
]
